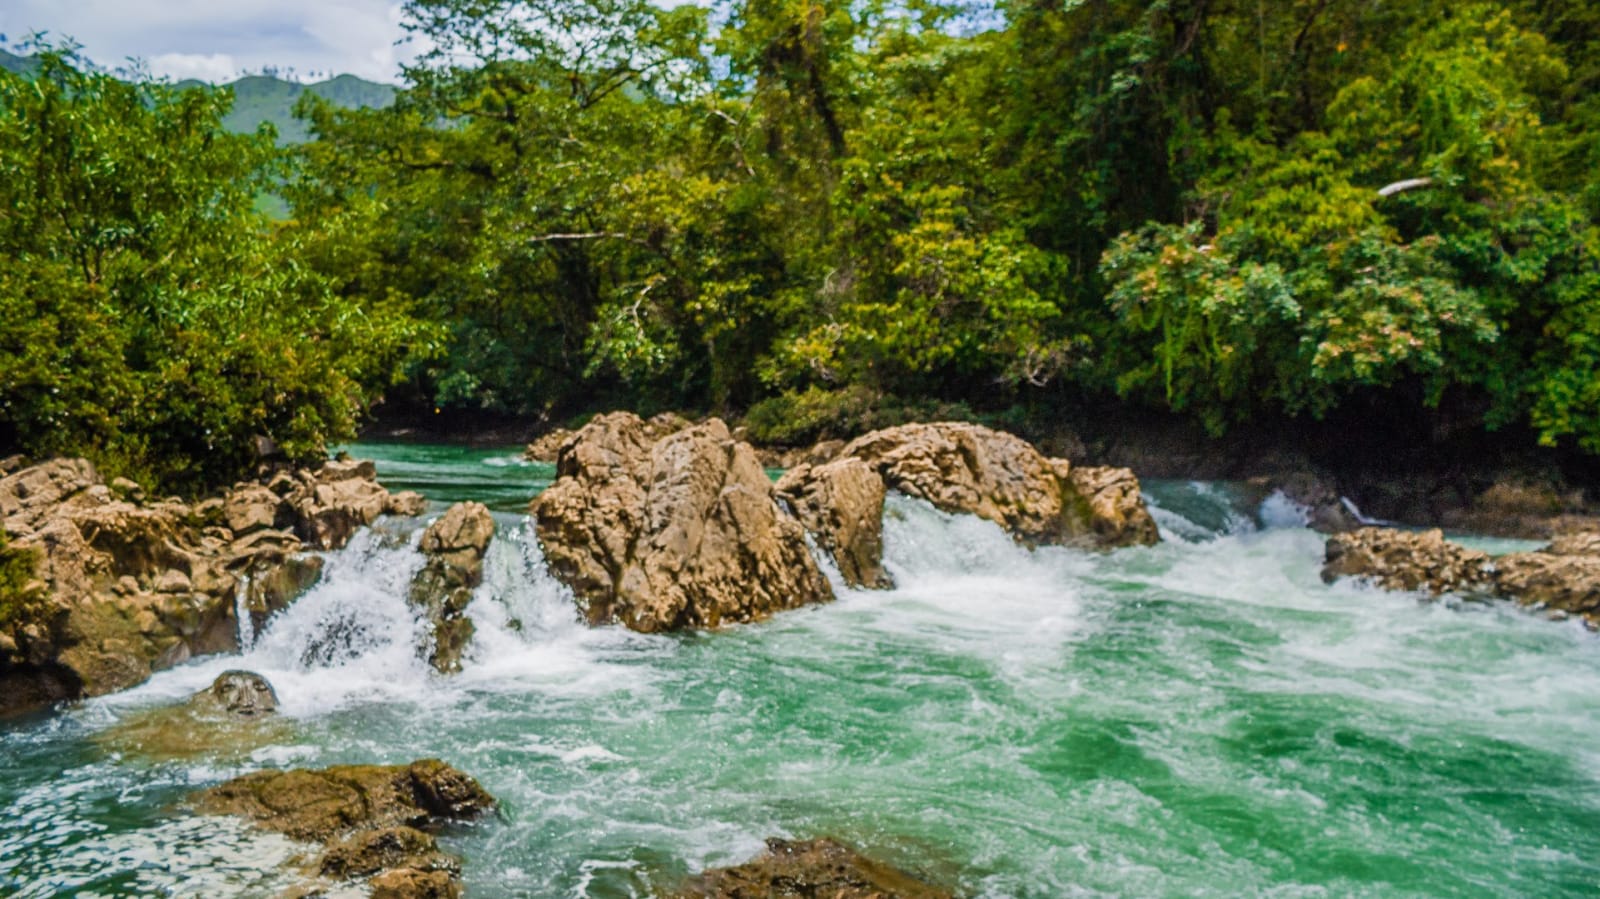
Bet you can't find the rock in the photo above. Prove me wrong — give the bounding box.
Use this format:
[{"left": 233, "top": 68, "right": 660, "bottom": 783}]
[
  {"left": 223, "top": 485, "right": 284, "bottom": 535},
  {"left": 672, "top": 838, "right": 955, "bottom": 899},
  {"left": 836, "top": 422, "right": 1159, "bottom": 549},
  {"left": 0, "top": 455, "right": 416, "bottom": 715},
  {"left": 194, "top": 670, "right": 279, "bottom": 717},
  {"left": 368, "top": 866, "right": 462, "bottom": 899},
  {"left": 1322, "top": 527, "right": 1493, "bottom": 594},
  {"left": 1493, "top": 534, "right": 1600, "bottom": 620},
  {"left": 0, "top": 457, "right": 97, "bottom": 534},
  {"left": 776, "top": 458, "right": 892, "bottom": 589},
  {"left": 533, "top": 413, "right": 833, "bottom": 632},
  {"left": 109, "top": 476, "right": 146, "bottom": 504},
  {"left": 408, "top": 503, "right": 496, "bottom": 672},
  {"left": 193, "top": 759, "right": 495, "bottom": 842},
  {"left": 523, "top": 428, "right": 575, "bottom": 463},
  {"left": 388, "top": 491, "right": 429, "bottom": 517},
  {"left": 192, "top": 759, "right": 492, "bottom": 897}
]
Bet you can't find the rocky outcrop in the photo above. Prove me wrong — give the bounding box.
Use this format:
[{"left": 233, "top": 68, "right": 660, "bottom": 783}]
[
  {"left": 192, "top": 759, "right": 495, "bottom": 898},
  {"left": 524, "top": 412, "right": 695, "bottom": 464},
  {"left": 775, "top": 458, "right": 891, "bottom": 589},
  {"left": 0, "top": 457, "right": 424, "bottom": 715},
  {"left": 1322, "top": 528, "right": 1493, "bottom": 594},
  {"left": 1323, "top": 527, "right": 1600, "bottom": 626},
  {"left": 838, "top": 422, "right": 1159, "bottom": 549},
  {"left": 1492, "top": 533, "right": 1600, "bottom": 622},
  {"left": 408, "top": 502, "right": 496, "bottom": 673},
  {"left": 771, "top": 422, "right": 1158, "bottom": 582},
  {"left": 671, "top": 838, "right": 955, "bottom": 899},
  {"left": 97, "top": 670, "right": 291, "bottom": 761},
  {"left": 533, "top": 413, "right": 833, "bottom": 632}
]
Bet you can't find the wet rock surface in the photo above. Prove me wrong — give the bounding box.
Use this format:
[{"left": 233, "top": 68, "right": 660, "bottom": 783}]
[
  {"left": 97, "top": 671, "right": 291, "bottom": 761},
  {"left": 1323, "top": 526, "right": 1600, "bottom": 626},
  {"left": 671, "top": 838, "right": 956, "bottom": 899},
  {"left": 0, "top": 457, "right": 423, "bottom": 715},
  {"left": 192, "top": 759, "right": 494, "bottom": 898},
  {"left": 408, "top": 502, "right": 496, "bottom": 672},
  {"left": 776, "top": 457, "right": 892, "bottom": 589},
  {"left": 533, "top": 412, "right": 833, "bottom": 632},
  {"left": 837, "top": 422, "right": 1159, "bottom": 550},
  {"left": 1322, "top": 528, "right": 1494, "bottom": 594}
]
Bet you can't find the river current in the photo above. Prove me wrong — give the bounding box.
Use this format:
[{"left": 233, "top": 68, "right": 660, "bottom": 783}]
[{"left": 3, "top": 444, "right": 1599, "bottom": 897}]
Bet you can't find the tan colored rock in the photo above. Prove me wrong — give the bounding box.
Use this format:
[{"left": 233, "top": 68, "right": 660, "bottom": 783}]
[
  {"left": 523, "top": 428, "right": 575, "bottom": 463},
  {"left": 192, "top": 759, "right": 492, "bottom": 897},
  {"left": 1322, "top": 527, "right": 1493, "bottom": 594},
  {"left": 1493, "top": 534, "right": 1600, "bottom": 619},
  {"left": 533, "top": 413, "right": 833, "bottom": 632},
  {"left": 1067, "top": 465, "right": 1163, "bottom": 548},
  {"left": 838, "top": 422, "right": 1159, "bottom": 549},
  {"left": 223, "top": 484, "right": 284, "bottom": 535},
  {"left": 672, "top": 837, "right": 955, "bottom": 899},
  {"left": 388, "top": 491, "right": 429, "bottom": 517},
  {"left": 0, "top": 454, "right": 420, "bottom": 715},
  {"left": 409, "top": 502, "right": 496, "bottom": 673},
  {"left": 776, "top": 457, "right": 892, "bottom": 589}
]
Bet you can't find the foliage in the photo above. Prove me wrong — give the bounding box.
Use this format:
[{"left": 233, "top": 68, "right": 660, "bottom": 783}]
[
  {"left": 0, "top": 530, "right": 42, "bottom": 634},
  {"left": 0, "top": 48, "right": 429, "bottom": 492}
]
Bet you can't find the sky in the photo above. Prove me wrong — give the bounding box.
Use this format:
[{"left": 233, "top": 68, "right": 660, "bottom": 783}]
[{"left": 0, "top": 0, "right": 421, "bottom": 84}]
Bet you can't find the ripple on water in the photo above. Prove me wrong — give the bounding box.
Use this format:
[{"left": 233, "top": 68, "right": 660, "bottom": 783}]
[{"left": 4, "top": 451, "right": 1600, "bottom": 897}]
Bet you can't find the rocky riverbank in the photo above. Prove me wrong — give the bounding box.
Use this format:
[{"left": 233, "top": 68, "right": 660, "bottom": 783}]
[{"left": 0, "top": 456, "right": 424, "bottom": 715}]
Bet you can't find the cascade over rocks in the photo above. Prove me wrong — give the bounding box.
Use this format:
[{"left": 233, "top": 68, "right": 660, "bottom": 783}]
[
  {"left": 1323, "top": 527, "right": 1600, "bottom": 626},
  {"left": 0, "top": 457, "right": 425, "bottom": 715},
  {"left": 775, "top": 422, "right": 1159, "bottom": 584},
  {"left": 671, "top": 837, "right": 956, "bottom": 899},
  {"left": 191, "top": 759, "right": 495, "bottom": 898},
  {"left": 775, "top": 457, "right": 892, "bottom": 589},
  {"left": 408, "top": 502, "right": 496, "bottom": 673},
  {"left": 532, "top": 412, "right": 833, "bottom": 632}
]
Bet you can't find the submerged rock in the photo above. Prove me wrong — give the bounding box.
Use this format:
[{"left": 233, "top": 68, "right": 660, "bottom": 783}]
[
  {"left": 533, "top": 412, "right": 833, "bottom": 632},
  {"left": 408, "top": 502, "right": 496, "bottom": 672},
  {"left": 97, "top": 671, "right": 289, "bottom": 761},
  {"left": 671, "top": 838, "right": 955, "bottom": 899},
  {"left": 0, "top": 456, "right": 423, "bottom": 715},
  {"left": 192, "top": 759, "right": 494, "bottom": 898},
  {"left": 1323, "top": 526, "right": 1600, "bottom": 627}
]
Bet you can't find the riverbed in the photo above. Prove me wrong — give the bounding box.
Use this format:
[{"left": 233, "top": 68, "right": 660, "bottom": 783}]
[{"left": 3, "top": 444, "right": 1598, "bottom": 897}]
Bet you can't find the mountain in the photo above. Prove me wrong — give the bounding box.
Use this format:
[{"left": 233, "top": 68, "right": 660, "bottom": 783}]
[
  {"left": 0, "top": 48, "right": 39, "bottom": 75},
  {"left": 2, "top": 51, "right": 393, "bottom": 143},
  {"left": 220, "top": 74, "right": 397, "bottom": 144}
]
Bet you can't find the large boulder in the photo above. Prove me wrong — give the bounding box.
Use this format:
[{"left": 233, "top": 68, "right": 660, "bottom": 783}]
[
  {"left": 671, "top": 838, "right": 955, "bottom": 899},
  {"left": 775, "top": 457, "right": 892, "bottom": 589},
  {"left": 1322, "top": 527, "right": 1493, "bottom": 594},
  {"left": 192, "top": 759, "right": 494, "bottom": 898},
  {"left": 408, "top": 502, "right": 496, "bottom": 672},
  {"left": 533, "top": 413, "right": 833, "bottom": 632},
  {"left": 838, "top": 422, "right": 1160, "bottom": 549},
  {"left": 0, "top": 456, "right": 425, "bottom": 715}
]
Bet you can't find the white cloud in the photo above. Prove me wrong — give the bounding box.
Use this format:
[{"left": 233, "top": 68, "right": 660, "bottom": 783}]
[
  {"left": 0, "top": 0, "right": 419, "bottom": 84},
  {"left": 148, "top": 52, "right": 239, "bottom": 83}
]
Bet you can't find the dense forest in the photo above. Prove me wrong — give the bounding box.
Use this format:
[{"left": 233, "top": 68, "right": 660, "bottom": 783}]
[{"left": 2, "top": 0, "right": 1600, "bottom": 493}]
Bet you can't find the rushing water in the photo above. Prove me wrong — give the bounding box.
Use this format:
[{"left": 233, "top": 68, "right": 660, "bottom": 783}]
[{"left": 3, "top": 446, "right": 1599, "bottom": 898}]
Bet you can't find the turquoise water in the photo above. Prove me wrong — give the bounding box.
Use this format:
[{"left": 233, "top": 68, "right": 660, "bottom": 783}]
[{"left": 3, "top": 451, "right": 1599, "bottom": 897}]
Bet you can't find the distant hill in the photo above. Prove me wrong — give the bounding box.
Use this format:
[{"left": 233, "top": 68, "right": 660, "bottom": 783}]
[
  {"left": 2, "top": 50, "right": 394, "bottom": 143},
  {"left": 219, "top": 74, "right": 397, "bottom": 144},
  {"left": 0, "top": 48, "right": 38, "bottom": 75}
]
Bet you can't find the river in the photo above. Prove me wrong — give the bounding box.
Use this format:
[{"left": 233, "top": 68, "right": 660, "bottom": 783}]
[{"left": 3, "top": 444, "right": 1599, "bottom": 897}]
